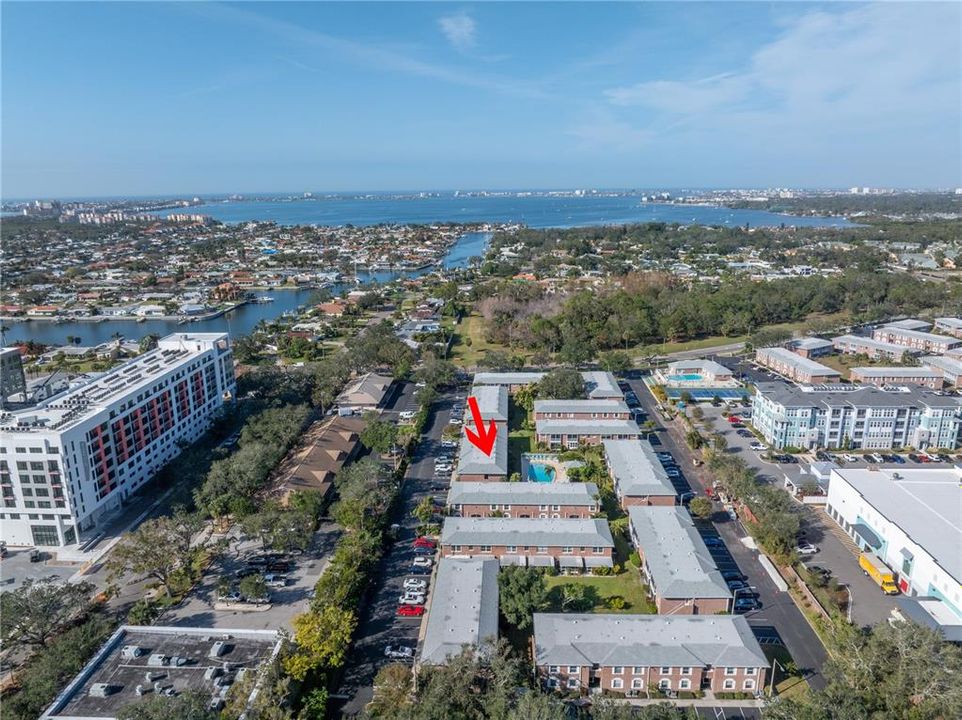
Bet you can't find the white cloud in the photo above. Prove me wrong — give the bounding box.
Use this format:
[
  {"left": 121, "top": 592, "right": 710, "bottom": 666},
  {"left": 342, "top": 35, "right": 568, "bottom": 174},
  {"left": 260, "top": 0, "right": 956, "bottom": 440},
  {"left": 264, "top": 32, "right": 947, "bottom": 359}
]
[
  {"left": 438, "top": 11, "right": 477, "bottom": 52},
  {"left": 598, "top": 3, "right": 961, "bottom": 147}
]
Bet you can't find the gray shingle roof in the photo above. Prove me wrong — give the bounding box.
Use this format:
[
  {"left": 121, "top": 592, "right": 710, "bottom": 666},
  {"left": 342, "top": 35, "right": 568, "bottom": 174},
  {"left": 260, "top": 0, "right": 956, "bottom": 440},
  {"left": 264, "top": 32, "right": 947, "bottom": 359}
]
[
  {"left": 442, "top": 517, "right": 614, "bottom": 548},
  {"left": 603, "top": 439, "right": 677, "bottom": 499},
  {"left": 534, "top": 399, "right": 630, "bottom": 415},
  {"left": 536, "top": 418, "right": 639, "bottom": 437},
  {"left": 420, "top": 558, "right": 500, "bottom": 665},
  {"left": 533, "top": 614, "right": 768, "bottom": 668},
  {"left": 757, "top": 347, "right": 841, "bottom": 377},
  {"left": 456, "top": 421, "right": 508, "bottom": 476},
  {"left": 473, "top": 372, "right": 545, "bottom": 387},
  {"left": 466, "top": 384, "right": 509, "bottom": 422},
  {"left": 581, "top": 371, "right": 622, "bottom": 398},
  {"left": 628, "top": 506, "right": 732, "bottom": 600},
  {"left": 448, "top": 481, "right": 600, "bottom": 507}
]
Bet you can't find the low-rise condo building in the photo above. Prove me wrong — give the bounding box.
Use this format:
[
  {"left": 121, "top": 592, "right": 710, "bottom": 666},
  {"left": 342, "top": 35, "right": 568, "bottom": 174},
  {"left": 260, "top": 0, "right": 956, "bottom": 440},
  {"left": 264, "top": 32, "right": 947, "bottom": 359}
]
[
  {"left": 535, "top": 418, "right": 638, "bottom": 449},
  {"left": 603, "top": 439, "right": 677, "bottom": 507},
  {"left": 447, "top": 481, "right": 600, "bottom": 519},
  {"left": 755, "top": 346, "right": 841, "bottom": 384},
  {"left": 833, "top": 334, "right": 913, "bottom": 362},
  {"left": 872, "top": 326, "right": 961, "bottom": 355},
  {"left": 849, "top": 367, "right": 943, "bottom": 389},
  {"left": 533, "top": 399, "right": 631, "bottom": 421}
]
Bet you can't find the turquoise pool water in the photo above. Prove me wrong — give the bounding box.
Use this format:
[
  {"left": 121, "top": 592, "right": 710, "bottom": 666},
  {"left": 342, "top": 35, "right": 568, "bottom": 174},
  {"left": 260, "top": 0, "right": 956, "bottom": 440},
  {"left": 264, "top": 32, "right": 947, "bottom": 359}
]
[
  {"left": 528, "top": 463, "right": 556, "bottom": 483},
  {"left": 673, "top": 373, "right": 704, "bottom": 381}
]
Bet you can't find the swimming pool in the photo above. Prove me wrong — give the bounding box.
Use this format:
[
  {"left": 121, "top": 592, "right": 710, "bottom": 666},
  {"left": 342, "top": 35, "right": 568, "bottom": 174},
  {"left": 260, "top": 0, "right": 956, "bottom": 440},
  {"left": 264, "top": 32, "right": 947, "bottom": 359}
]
[
  {"left": 672, "top": 373, "right": 704, "bottom": 381},
  {"left": 528, "top": 463, "right": 556, "bottom": 483}
]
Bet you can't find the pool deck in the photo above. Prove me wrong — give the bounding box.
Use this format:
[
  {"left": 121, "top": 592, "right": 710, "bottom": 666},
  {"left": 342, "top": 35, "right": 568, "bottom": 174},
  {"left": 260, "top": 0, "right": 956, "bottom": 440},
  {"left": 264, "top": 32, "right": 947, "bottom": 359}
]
[{"left": 521, "top": 453, "right": 582, "bottom": 483}]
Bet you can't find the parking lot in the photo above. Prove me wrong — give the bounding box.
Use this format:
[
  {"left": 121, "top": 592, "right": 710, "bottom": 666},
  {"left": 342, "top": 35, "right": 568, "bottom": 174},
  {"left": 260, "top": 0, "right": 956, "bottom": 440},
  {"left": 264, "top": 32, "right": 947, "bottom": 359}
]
[
  {"left": 0, "top": 546, "right": 77, "bottom": 590},
  {"left": 160, "top": 522, "right": 339, "bottom": 631}
]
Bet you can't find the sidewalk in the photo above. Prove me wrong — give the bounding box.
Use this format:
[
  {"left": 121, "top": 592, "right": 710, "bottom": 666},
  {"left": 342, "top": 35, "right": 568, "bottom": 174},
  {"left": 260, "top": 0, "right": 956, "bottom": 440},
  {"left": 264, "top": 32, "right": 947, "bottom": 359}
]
[{"left": 625, "top": 697, "right": 763, "bottom": 708}]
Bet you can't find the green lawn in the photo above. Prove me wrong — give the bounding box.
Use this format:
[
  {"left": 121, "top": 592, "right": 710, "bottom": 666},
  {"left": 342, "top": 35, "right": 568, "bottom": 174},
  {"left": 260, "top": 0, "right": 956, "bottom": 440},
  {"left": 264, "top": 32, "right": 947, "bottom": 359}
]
[
  {"left": 449, "top": 313, "right": 532, "bottom": 367},
  {"left": 544, "top": 570, "right": 656, "bottom": 614},
  {"left": 763, "top": 644, "right": 809, "bottom": 699}
]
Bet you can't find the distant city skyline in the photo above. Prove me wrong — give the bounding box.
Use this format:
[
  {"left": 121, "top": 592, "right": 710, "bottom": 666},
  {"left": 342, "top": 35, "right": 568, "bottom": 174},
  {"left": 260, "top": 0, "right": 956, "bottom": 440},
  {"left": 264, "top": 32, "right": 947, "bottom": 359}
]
[{"left": 2, "top": 2, "right": 960, "bottom": 197}]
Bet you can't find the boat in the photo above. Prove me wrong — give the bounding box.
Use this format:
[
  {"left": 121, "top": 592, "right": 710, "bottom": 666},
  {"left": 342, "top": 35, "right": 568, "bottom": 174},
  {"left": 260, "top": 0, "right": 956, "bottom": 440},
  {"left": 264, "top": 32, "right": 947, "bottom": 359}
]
[{"left": 252, "top": 296, "right": 275, "bottom": 304}]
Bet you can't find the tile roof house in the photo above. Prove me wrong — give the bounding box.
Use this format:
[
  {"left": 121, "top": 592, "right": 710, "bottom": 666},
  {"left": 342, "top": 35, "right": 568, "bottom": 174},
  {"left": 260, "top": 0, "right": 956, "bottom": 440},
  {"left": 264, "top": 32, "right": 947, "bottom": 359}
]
[{"left": 336, "top": 372, "right": 394, "bottom": 411}]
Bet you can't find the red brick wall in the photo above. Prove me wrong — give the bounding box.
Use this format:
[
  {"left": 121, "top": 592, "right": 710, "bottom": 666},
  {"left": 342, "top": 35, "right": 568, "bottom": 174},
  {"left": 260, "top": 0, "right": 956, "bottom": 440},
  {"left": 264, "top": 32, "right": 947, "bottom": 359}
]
[
  {"left": 655, "top": 596, "right": 731, "bottom": 615},
  {"left": 621, "top": 495, "right": 676, "bottom": 508},
  {"left": 455, "top": 503, "right": 597, "bottom": 519},
  {"left": 456, "top": 473, "right": 507, "bottom": 482}
]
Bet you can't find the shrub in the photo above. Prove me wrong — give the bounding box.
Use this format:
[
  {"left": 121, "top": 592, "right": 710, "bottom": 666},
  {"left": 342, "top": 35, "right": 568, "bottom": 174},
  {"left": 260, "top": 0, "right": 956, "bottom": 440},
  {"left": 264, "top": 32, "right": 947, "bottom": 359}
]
[
  {"left": 628, "top": 551, "right": 641, "bottom": 568},
  {"left": 592, "top": 565, "right": 613, "bottom": 576},
  {"left": 606, "top": 596, "right": 626, "bottom": 610}
]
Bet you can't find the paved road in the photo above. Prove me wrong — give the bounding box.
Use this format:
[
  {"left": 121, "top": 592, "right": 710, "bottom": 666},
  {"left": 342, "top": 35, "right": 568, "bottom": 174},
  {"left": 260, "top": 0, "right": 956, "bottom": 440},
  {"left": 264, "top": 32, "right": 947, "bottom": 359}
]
[
  {"left": 334, "top": 385, "right": 460, "bottom": 717},
  {"left": 626, "top": 376, "right": 829, "bottom": 691}
]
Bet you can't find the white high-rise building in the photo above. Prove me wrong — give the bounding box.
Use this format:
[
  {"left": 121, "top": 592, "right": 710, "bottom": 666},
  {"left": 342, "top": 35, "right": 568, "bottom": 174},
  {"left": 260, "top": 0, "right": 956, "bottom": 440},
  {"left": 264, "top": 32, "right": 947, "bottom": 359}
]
[{"left": 0, "top": 334, "right": 235, "bottom": 547}]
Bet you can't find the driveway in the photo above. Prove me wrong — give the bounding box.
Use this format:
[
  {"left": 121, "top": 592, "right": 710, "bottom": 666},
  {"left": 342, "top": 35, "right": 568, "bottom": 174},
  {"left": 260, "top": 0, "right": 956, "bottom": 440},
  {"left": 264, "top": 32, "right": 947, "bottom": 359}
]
[
  {"left": 627, "top": 377, "right": 829, "bottom": 690},
  {"left": 334, "top": 386, "right": 460, "bottom": 716}
]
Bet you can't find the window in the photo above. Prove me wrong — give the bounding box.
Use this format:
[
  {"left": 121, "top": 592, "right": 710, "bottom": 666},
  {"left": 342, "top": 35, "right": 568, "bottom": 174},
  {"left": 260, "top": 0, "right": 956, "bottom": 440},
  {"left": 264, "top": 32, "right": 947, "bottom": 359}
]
[
  {"left": 30, "top": 525, "right": 59, "bottom": 546},
  {"left": 658, "top": 679, "right": 671, "bottom": 690},
  {"left": 562, "top": 546, "right": 573, "bottom": 554},
  {"left": 547, "top": 678, "right": 558, "bottom": 689},
  {"left": 592, "top": 546, "right": 604, "bottom": 554},
  {"left": 724, "top": 667, "right": 736, "bottom": 675},
  {"left": 567, "top": 677, "right": 579, "bottom": 689},
  {"left": 506, "top": 545, "right": 517, "bottom": 553},
  {"left": 490, "top": 504, "right": 498, "bottom": 511},
  {"left": 611, "top": 678, "right": 623, "bottom": 689},
  {"left": 679, "top": 679, "right": 691, "bottom": 690},
  {"left": 537, "top": 546, "right": 548, "bottom": 553},
  {"left": 612, "top": 666, "right": 624, "bottom": 674},
  {"left": 479, "top": 545, "right": 491, "bottom": 552},
  {"left": 631, "top": 678, "right": 643, "bottom": 689},
  {"left": 723, "top": 679, "right": 735, "bottom": 690},
  {"left": 744, "top": 679, "right": 755, "bottom": 690},
  {"left": 548, "top": 666, "right": 559, "bottom": 673},
  {"left": 681, "top": 666, "right": 691, "bottom": 675},
  {"left": 745, "top": 667, "right": 757, "bottom": 675},
  {"left": 567, "top": 666, "right": 579, "bottom": 673},
  {"left": 660, "top": 667, "right": 670, "bottom": 675},
  {"left": 632, "top": 666, "right": 645, "bottom": 674}
]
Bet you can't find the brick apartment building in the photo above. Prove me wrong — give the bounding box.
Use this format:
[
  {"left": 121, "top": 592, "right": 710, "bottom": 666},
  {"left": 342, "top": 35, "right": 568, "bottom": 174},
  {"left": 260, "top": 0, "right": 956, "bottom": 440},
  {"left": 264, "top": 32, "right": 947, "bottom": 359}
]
[{"left": 447, "top": 481, "right": 600, "bottom": 519}]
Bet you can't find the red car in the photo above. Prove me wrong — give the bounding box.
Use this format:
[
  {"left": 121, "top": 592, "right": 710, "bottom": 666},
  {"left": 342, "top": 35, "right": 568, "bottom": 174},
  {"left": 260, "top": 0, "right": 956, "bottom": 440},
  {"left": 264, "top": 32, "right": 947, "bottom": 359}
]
[
  {"left": 397, "top": 604, "right": 426, "bottom": 617},
  {"left": 413, "top": 537, "right": 437, "bottom": 548},
  {"left": 728, "top": 416, "right": 742, "bottom": 424}
]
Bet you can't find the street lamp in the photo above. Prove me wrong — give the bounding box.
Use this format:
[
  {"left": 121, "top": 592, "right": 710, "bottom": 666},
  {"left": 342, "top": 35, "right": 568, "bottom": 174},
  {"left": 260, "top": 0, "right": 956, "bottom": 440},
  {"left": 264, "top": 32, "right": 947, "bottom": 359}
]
[{"left": 769, "top": 655, "right": 786, "bottom": 696}]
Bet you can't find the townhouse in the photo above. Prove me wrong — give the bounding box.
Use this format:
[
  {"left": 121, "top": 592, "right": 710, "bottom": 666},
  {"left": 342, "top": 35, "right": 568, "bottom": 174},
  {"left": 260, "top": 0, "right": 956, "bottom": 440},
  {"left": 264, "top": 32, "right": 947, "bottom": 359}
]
[
  {"left": 533, "top": 399, "right": 631, "bottom": 421},
  {"left": 628, "top": 506, "right": 732, "bottom": 614},
  {"left": 922, "top": 355, "right": 962, "bottom": 386},
  {"left": 463, "top": 384, "right": 509, "bottom": 423},
  {"left": 440, "top": 517, "right": 614, "bottom": 571},
  {"left": 420, "top": 557, "right": 500, "bottom": 665},
  {"left": 886, "top": 318, "right": 932, "bottom": 332},
  {"left": 535, "top": 418, "right": 639, "bottom": 449},
  {"left": 752, "top": 382, "right": 962, "bottom": 451},
  {"left": 755, "top": 346, "right": 841, "bottom": 385},
  {"left": 533, "top": 614, "right": 768, "bottom": 695},
  {"left": 447, "top": 481, "right": 600, "bottom": 519},
  {"left": 849, "top": 367, "right": 943, "bottom": 390},
  {"left": 934, "top": 317, "right": 962, "bottom": 339},
  {"left": 832, "top": 334, "right": 913, "bottom": 362},
  {"left": 872, "top": 326, "right": 961, "bottom": 355},
  {"left": 455, "top": 426, "right": 508, "bottom": 481},
  {"left": 580, "top": 371, "right": 623, "bottom": 399},
  {"left": 786, "top": 337, "right": 835, "bottom": 359},
  {"left": 603, "top": 439, "right": 677, "bottom": 507}
]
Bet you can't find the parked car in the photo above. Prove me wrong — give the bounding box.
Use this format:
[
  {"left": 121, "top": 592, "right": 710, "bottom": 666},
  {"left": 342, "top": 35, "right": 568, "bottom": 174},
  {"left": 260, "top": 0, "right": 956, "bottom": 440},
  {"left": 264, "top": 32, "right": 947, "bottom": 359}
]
[
  {"left": 737, "top": 429, "right": 753, "bottom": 438},
  {"left": 734, "top": 597, "right": 762, "bottom": 613},
  {"left": 408, "top": 564, "right": 432, "bottom": 575},
  {"left": 264, "top": 574, "right": 287, "bottom": 588},
  {"left": 862, "top": 454, "right": 877, "bottom": 464},
  {"left": 398, "top": 410, "right": 416, "bottom": 421},
  {"left": 727, "top": 580, "right": 750, "bottom": 591},
  {"left": 218, "top": 591, "right": 242, "bottom": 603},
  {"left": 413, "top": 545, "right": 436, "bottom": 556},
  {"left": 702, "top": 536, "right": 724, "bottom": 547},
  {"left": 398, "top": 592, "right": 426, "bottom": 605},
  {"left": 396, "top": 605, "right": 426, "bottom": 617},
  {"left": 890, "top": 455, "right": 906, "bottom": 464},
  {"left": 29, "top": 549, "right": 46, "bottom": 563},
  {"left": 842, "top": 454, "right": 860, "bottom": 463},
  {"left": 384, "top": 644, "right": 415, "bottom": 661},
  {"left": 413, "top": 537, "right": 437, "bottom": 548},
  {"left": 403, "top": 578, "right": 428, "bottom": 591},
  {"left": 412, "top": 556, "right": 433, "bottom": 568},
  {"left": 805, "top": 565, "right": 832, "bottom": 583},
  {"left": 727, "top": 416, "right": 742, "bottom": 424},
  {"left": 721, "top": 570, "right": 746, "bottom": 582},
  {"left": 908, "top": 453, "right": 922, "bottom": 463},
  {"left": 235, "top": 566, "right": 260, "bottom": 579},
  {"left": 815, "top": 451, "right": 831, "bottom": 462},
  {"left": 441, "top": 439, "right": 457, "bottom": 448},
  {"left": 750, "top": 442, "right": 766, "bottom": 452},
  {"left": 796, "top": 543, "right": 819, "bottom": 556}
]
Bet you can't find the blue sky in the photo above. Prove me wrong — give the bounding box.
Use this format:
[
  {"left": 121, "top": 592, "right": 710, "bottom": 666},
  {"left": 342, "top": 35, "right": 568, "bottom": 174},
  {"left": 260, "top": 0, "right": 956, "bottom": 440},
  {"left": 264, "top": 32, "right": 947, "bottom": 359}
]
[{"left": 2, "top": 1, "right": 959, "bottom": 197}]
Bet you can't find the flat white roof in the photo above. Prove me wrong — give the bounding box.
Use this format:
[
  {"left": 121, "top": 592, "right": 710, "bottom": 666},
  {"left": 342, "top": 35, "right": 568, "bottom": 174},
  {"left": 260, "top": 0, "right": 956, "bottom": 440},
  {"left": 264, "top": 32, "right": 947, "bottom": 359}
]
[{"left": 830, "top": 467, "right": 962, "bottom": 582}]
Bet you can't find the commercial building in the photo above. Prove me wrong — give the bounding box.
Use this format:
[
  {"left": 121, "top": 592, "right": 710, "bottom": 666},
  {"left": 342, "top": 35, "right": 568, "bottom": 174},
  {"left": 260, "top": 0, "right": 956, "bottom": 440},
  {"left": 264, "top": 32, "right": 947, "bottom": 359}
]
[
  {"left": 849, "top": 367, "right": 943, "bottom": 389},
  {"left": 533, "top": 399, "right": 631, "bottom": 421},
  {"left": 463, "top": 384, "right": 508, "bottom": 423},
  {"left": 447, "top": 481, "right": 600, "bottom": 519},
  {"left": 603, "top": 439, "right": 677, "bottom": 507},
  {"left": 0, "top": 347, "right": 27, "bottom": 407},
  {"left": 0, "top": 334, "right": 235, "bottom": 547},
  {"left": 40, "top": 625, "right": 281, "bottom": 720},
  {"left": 922, "top": 355, "right": 962, "bottom": 386},
  {"left": 755, "top": 346, "right": 841, "bottom": 384},
  {"left": 934, "top": 317, "right": 962, "bottom": 339},
  {"left": 628, "top": 506, "right": 732, "bottom": 614},
  {"left": 872, "top": 326, "right": 961, "bottom": 355},
  {"left": 826, "top": 467, "right": 962, "bottom": 639},
  {"left": 832, "top": 334, "right": 913, "bottom": 362},
  {"left": 532, "top": 614, "right": 768, "bottom": 695},
  {"left": 535, "top": 418, "right": 638, "bottom": 448},
  {"left": 420, "top": 558, "right": 499, "bottom": 665},
  {"left": 752, "top": 382, "right": 962, "bottom": 451},
  {"left": 440, "top": 517, "right": 614, "bottom": 570},
  {"left": 455, "top": 424, "right": 508, "bottom": 481}
]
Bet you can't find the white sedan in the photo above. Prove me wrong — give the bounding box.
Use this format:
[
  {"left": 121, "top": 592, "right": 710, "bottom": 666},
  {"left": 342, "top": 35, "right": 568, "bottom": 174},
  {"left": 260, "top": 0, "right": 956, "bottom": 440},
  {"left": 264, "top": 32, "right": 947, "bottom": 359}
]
[
  {"left": 412, "top": 556, "right": 433, "bottom": 568},
  {"left": 403, "top": 578, "right": 428, "bottom": 591},
  {"left": 398, "top": 592, "right": 426, "bottom": 605},
  {"left": 384, "top": 644, "right": 415, "bottom": 661},
  {"left": 796, "top": 543, "right": 819, "bottom": 556}
]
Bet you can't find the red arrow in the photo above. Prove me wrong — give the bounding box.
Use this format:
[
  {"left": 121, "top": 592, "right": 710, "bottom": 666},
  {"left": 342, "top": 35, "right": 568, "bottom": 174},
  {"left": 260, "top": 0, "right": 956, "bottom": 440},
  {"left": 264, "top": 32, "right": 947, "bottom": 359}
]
[{"left": 464, "top": 395, "right": 498, "bottom": 456}]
